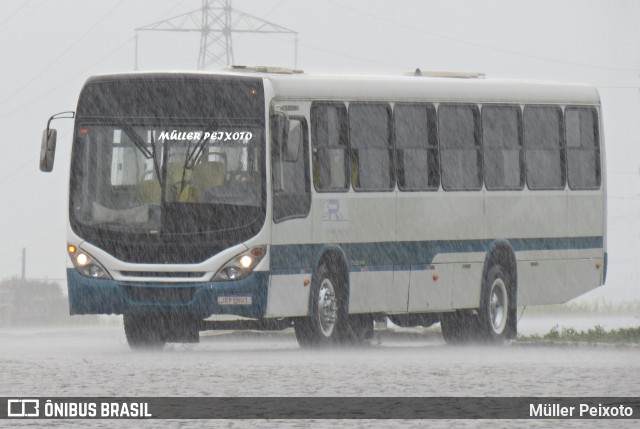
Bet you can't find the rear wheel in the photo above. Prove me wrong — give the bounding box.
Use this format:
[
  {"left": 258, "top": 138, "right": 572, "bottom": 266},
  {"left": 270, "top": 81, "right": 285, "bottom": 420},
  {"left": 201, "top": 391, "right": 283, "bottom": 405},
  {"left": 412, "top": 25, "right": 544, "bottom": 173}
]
[
  {"left": 478, "top": 264, "right": 513, "bottom": 343},
  {"left": 294, "top": 264, "right": 348, "bottom": 347}
]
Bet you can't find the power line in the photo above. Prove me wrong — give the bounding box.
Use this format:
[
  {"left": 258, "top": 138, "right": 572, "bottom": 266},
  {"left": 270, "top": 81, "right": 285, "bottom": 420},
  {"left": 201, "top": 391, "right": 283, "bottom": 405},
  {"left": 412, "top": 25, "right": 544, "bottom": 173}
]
[
  {"left": 298, "top": 41, "right": 405, "bottom": 70},
  {"left": 0, "top": 156, "right": 38, "bottom": 184},
  {"left": 0, "top": 0, "right": 127, "bottom": 108},
  {"left": 598, "top": 86, "right": 640, "bottom": 89},
  {"left": 0, "top": 167, "right": 39, "bottom": 192},
  {"left": 0, "top": 0, "right": 204, "bottom": 120},
  {"left": 608, "top": 196, "right": 640, "bottom": 201},
  {"left": 0, "top": 131, "right": 69, "bottom": 192},
  {"left": 0, "top": 0, "right": 46, "bottom": 36},
  {"left": 323, "top": 0, "right": 639, "bottom": 73},
  {"left": 0, "top": 37, "right": 134, "bottom": 120},
  {"left": 0, "top": 256, "right": 21, "bottom": 273},
  {"left": 260, "top": 31, "right": 404, "bottom": 70},
  {"left": 23, "top": 229, "right": 66, "bottom": 252},
  {"left": 0, "top": 228, "right": 66, "bottom": 263},
  {"left": 0, "top": 0, "right": 32, "bottom": 28},
  {"left": 609, "top": 170, "right": 640, "bottom": 176},
  {"left": 263, "top": 0, "right": 288, "bottom": 17},
  {"left": 158, "top": 0, "right": 193, "bottom": 20}
]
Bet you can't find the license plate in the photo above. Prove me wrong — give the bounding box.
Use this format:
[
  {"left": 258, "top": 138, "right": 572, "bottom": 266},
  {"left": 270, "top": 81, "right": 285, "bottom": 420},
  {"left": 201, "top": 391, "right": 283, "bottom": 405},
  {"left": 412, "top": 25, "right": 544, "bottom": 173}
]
[{"left": 217, "top": 295, "right": 252, "bottom": 305}]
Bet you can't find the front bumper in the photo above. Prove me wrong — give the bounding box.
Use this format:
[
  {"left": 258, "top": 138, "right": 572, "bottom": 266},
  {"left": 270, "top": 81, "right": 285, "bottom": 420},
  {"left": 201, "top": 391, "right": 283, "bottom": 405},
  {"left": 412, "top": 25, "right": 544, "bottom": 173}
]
[{"left": 67, "top": 268, "right": 269, "bottom": 318}]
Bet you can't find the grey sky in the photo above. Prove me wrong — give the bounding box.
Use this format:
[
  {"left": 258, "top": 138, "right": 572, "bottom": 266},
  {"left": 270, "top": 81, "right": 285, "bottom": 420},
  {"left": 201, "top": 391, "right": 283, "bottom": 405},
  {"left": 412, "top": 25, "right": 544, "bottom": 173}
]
[{"left": 0, "top": 0, "right": 638, "bottom": 302}]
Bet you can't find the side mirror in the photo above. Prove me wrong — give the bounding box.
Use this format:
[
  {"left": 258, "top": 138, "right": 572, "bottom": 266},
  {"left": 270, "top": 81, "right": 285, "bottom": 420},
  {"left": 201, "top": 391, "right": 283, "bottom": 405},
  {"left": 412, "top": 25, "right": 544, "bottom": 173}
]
[
  {"left": 271, "top": 111, "right": 289, "bottom": 152},
  {"left": 40, "top": 128, "right": 57, "bottom": 172},
  {"left": 39, "top": 111, "right": 75, "bottom": 173},
  {"left": 282, "top": 120, "right": 301, "bottom": 162},
  {"left": 270, "top": 108, "right": 290, "bottom": 193}
]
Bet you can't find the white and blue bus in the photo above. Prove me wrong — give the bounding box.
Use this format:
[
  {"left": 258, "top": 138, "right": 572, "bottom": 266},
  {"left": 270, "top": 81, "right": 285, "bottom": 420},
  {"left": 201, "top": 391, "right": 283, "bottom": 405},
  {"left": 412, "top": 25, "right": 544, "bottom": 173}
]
[{"left": 40, "top": 68, "right": 606, "bottom": 348}]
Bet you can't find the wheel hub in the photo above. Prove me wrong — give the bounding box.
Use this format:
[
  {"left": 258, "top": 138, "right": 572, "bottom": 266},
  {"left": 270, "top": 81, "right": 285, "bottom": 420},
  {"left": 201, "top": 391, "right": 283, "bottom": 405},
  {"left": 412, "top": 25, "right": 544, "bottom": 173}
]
[
  {"left": 489, "top": 278, "right": 508, "bottom": 334},
  {"left": 318, "top": 278, "right": 338, "bottom": 337}
]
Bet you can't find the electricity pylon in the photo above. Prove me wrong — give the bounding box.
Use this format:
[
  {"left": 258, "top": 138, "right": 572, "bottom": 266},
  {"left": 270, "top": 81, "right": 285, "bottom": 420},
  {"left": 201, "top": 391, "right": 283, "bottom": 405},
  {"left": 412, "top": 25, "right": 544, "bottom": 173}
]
[{"left": 135, "top": 0, "right": 298, "bottom": 70}]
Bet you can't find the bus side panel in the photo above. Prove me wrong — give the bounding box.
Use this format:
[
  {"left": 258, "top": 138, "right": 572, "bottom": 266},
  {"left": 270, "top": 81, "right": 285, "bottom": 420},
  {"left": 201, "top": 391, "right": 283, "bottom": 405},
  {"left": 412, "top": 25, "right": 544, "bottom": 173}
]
[
  {"left": 408, "top": 264, "right": 452, "bottom": 312},
  {"left": 266, "top": 98, "right": 314, "bottom": 318},
  {"left": 517, "top": 257, "right": 568, "bottom": 305},
  {"left": 485, "top": 191, "right": 568, "bottom": 242},
  {"left": 567, "top": 191, "right": 604, "bottom": 238},
  {"left": 450, "top": 261, "right": 484, "bottom": 309},
  {"left": 400, "top": 191, "right": 484, "bottom": 312},
  {"left": 265, "top": 273, "right": 311, "bottom": 317},
  {"left": 518, "top": 256, "right": 603, "bottom": 305},
  {"left": 349, "top": 271, "right": 394, "bottom": 313},
  {"left": 563, "top": 257, "right": 605, "bottom": 302},
  {"left": 268, "top": 214, "right": 313, "bottom": 318},
  {"left": 312, "top": 194, "right": 396, "bottom": 314},
  {"left": 390, "top": 269, "right": 411, "bottom": 313},
  {"left": 397, "top": 192, "right": 485, "bottom": 242}
]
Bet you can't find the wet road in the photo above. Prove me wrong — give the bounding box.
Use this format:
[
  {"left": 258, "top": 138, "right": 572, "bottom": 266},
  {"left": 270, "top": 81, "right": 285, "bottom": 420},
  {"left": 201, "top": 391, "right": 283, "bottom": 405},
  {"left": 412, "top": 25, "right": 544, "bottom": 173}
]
[{"left": 1, "top": 316, "right": 638, "bottom": 428}]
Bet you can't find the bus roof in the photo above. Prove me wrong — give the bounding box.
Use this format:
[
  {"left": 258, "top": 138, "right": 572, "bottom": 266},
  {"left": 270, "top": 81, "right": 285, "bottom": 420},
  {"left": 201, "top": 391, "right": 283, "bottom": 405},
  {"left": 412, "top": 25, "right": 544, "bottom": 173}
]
[
  {"left": 264, "top": 73, "right": 600, "bottom": 105},
  {"left": 84, "top": 70, "right": 601, "bottom": 106}
]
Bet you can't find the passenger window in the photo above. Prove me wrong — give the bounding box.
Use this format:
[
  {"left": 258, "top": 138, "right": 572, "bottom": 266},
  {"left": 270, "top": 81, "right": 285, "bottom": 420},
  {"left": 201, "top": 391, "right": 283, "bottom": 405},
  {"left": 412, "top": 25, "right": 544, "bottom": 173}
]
[
  {"left": 311, "top": 102, "right": 349, "bottom": 192},
  {"left": 272, "top": 117, "right": 310, "bottom": 222},
  {"left": 438, "top": 104, "right": 482, "bottom": 191},
  {"left": 394, "top": 103, "right": 439, "bottom": 191},
  {"left": 524, "top": 106, "right": 564, "bottom": 190},
  {"left": 566, "top": 107, "right": 600, "bottom": 189},
  {"left": 349, "top": 103, "right": 393, "bottom": 191},
  {"left": 482, "top": 105, "right": 524, "bottom": 190}
]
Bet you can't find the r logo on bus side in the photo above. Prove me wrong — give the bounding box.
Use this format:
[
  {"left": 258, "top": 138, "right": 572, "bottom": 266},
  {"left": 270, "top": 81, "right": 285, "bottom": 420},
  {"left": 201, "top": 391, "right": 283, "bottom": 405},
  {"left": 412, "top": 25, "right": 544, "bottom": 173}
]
[{"left": 322, "top": 199, "right": 341, "bottom": 221}]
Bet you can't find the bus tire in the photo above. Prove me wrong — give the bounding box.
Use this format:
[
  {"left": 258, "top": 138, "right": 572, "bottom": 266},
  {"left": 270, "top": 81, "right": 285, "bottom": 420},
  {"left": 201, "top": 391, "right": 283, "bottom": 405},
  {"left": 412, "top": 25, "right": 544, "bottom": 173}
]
[
  {"left": 478, "top": 263, "right": 512, "bottom": 343},
  {"left": 294, "top": 264, "right": 348, "bottom": 348},
  {"left": 440, "top": 310, "right": 479, "bottom": 344},
  {"left": 123, "top": 312, "right": 166, "bottom": 350}
]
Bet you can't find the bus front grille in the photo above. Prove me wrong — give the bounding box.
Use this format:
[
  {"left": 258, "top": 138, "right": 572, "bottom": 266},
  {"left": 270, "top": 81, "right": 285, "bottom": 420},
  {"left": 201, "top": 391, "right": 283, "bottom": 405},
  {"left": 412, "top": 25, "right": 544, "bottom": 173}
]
[
  {"left": 121, "top": 286, "right": 199, "bottom": 304},
  {"left": 120, "top": 271, "right": 206, "bottom": 278}
]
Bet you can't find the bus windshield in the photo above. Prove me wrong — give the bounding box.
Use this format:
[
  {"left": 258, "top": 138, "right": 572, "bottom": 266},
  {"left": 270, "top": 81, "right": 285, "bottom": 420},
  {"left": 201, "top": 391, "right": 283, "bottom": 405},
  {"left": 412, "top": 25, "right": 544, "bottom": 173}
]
[
  {"left": 70, "top": 122, "right": 264, "bottom": 235},
  {"left": 68, "top": 76, "right": 266, "bottom": 264}
]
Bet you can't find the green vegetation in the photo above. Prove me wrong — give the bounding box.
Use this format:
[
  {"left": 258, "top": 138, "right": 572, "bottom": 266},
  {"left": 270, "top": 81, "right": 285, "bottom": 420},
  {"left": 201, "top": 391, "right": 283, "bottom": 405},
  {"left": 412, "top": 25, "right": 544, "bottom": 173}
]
[
  {"left": 520, "top": 299, "right": 640, "bottom": 316},
  {"left": 519, "top": 324, "right": 640, "bottom": 344}
]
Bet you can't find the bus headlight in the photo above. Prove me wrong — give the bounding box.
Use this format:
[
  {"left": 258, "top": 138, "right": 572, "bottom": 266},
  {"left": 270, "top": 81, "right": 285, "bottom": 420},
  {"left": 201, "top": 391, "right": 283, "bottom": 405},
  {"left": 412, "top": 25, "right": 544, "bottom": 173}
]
[
  {"left": 212, "top": 246, "right": 266, "bottom": 282},
  {"left": 68, "top": 246, "right": 111, "bottom": 279}
]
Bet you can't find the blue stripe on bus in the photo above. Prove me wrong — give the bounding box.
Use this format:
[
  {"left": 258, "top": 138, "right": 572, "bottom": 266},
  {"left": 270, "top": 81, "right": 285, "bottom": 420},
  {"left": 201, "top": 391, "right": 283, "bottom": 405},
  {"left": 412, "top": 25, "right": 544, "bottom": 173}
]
[
  {"left": 269, "top": 268, "right": 311, "bottom": 276},
  {"left": 270, "top": 236, "right": 603, "bottom": 272}
]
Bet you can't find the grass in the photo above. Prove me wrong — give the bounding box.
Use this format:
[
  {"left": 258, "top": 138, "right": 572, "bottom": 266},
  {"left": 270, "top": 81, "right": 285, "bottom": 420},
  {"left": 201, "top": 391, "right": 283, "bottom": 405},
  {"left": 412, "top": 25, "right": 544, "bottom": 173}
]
[
  {"left": 521, "top": 299, "right": 640, "bottom": 316},
  {"left": 519, "top": 324, "right": 640, "bottom": 344}
]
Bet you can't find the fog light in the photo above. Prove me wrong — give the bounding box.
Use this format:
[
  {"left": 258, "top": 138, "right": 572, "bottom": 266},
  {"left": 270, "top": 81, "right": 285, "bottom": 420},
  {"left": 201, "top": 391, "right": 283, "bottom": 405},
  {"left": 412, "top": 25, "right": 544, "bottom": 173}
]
[
  {"left": 88, "top": 265, "right": 104, "bottom": 278},
  {"left": 239, "top": 255, "right": 253, "bottom": 268},
  {"left": 76, "top": 253, "right": 89, "bottom": 266},
  {"left": 226, "top": 267, "right": 239, "bottom": 280}
]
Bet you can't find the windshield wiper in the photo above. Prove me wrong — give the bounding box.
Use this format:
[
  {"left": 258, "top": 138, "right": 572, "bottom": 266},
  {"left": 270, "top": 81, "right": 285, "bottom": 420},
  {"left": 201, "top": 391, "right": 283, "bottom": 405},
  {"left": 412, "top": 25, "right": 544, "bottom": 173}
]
[
  {"left": 183, "top": 119, "right": 222, "bottom": 170},
  {"left": 118, "top": 122, "right": 152, "bottom": 158},
  {"left": 178, "top": 119, "right": 222, "bottom": 194},
  {"left": 118, "top": 122, "right": 163, "bottom": 186}
]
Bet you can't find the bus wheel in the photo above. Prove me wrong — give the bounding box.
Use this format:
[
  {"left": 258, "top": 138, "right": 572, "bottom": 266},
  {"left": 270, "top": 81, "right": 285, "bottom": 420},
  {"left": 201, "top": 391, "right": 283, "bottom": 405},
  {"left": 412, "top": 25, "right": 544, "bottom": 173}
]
[
  {"left": 294, "top": 264, "right": 347, "bottom": 348},
  {"left": 123, "top": 312, "right": 166, "bottom": 350},
  {"left": 440, "top": 310, "right": 479, "bottom": 344},
  {"left": 479, "top": 264, "right": 511, "bottom": 343}
]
